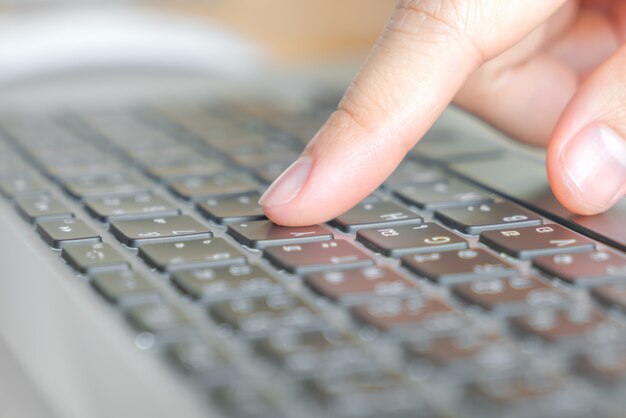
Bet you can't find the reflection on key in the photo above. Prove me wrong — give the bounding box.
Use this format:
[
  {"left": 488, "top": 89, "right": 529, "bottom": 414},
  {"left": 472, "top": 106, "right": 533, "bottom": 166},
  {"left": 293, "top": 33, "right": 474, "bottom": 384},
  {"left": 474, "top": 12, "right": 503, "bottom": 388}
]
[
  {"left": 395, "top": 179, "right": 492, "bottom": 209},
  {"left": 533, "top": 250, "right": 626, "bottom": 286},
  {"left": 435, "top": 201, "right": 542, "bottom": 234},
  {"left": 36, "top": 218, "right": 101, "bottom": 248},
  {"left": 228, "top": 220, "right": 333, "bottom": 249},
  {"left": 110, "top": 215, "right": 211, "bottom": 247},
  {"left": 196, "top": 193, "right": 266, "bottom": 225}
]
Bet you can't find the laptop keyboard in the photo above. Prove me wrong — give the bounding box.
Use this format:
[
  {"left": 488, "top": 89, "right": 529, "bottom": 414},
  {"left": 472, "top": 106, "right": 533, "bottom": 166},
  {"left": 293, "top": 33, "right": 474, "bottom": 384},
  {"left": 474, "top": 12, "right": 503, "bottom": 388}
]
[{"left": 1, "top": 101, "right": 626, "bottom": 418}]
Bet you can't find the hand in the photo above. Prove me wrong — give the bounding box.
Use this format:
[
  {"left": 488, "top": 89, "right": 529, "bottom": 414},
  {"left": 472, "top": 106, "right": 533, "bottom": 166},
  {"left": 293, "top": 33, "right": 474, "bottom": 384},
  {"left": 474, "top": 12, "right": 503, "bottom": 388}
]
[{"left": 259, "top": 0, "right": 626, "bottom": 226}]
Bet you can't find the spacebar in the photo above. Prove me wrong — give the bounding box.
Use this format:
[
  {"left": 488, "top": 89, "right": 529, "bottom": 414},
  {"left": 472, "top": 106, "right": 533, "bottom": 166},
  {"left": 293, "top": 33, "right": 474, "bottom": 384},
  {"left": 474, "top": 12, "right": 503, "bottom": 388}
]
[{"left": 450, "top": 153, "right": 626, "bottom": 252}]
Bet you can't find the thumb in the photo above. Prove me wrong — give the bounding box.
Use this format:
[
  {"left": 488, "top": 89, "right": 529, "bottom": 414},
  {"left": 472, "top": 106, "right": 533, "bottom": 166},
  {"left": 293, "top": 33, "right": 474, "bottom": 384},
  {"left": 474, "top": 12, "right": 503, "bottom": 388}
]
[
  {"left": 548, "top": 43, "right": 626, "bottom": 215},
  {"left": 261, "top": 0, "right": 567, "bottom": 226}
]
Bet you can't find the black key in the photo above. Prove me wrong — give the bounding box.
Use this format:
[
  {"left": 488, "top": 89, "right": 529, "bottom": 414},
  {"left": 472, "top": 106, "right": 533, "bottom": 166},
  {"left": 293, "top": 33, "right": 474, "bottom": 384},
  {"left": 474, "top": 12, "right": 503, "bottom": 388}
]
[
  {"left": 330, "top": 200, "right": 422, "bottom": 233},
  {"left": 61, "top": 172, "right": 149, "bottom": 199},
  {"left": 168, "top": 342, "right": 236, "bottom": 387},
  {"left": 0, "top": 175, "right": 47, "bottom": 198},
  {"left": 15, "top": 195, "right": 73, "bottom": 223},
  {"left": 479, "top": 224, "right": 596, "bottom": 260},
  {"left": 592, "top": 283, "right": 626, "bottom": 313},
  {"left": 227, "top": 220, "right": 333, "bottom": 249},
  {"left": 84, "top": 193, "right": 180, "bottom": 222},
  {"left": 110, "top": 215, "right": 211, "bottom": 247},
  {"left": 211, "top": 294, "right": 325, "bottom": 337},
  {"left": 172, "top": 264, "right": 283, "bottom": 301},
  {"left": 36, "top": 218, "right": 101, "bottom": 248},
  {"left": 409, "top": 128, "right": 503, "bottom": 163},
  {"left": 139, "top": 237, "right": 245, "bottom": 272},
  {"left": 512, "top": 309, "right": 614, "bottom": 344},
  {"left": 264, "top": 240, "right": 373, "bottom": 274},
  {"left": 255, "top": 331, "right": 375, "bottom": 377},
  {"left": 168, "top": 172, "right": 258, "bottom": 200},
  {"left": 533, "top": 250, "right": 626, "bottom": 286},
  {"left": 146, "top": 157, "right": 226, "bottom": 180},
  {"left": 435, "top": 201, "right": 542, "bottom": 234},
  {"left": 226, "top": 143, "right": 298, "bottom": 167},
  {"left": 356, "top": 222, "right": 468, "bottom": 257},
  {"left": 353, "top": 296, "right": 466, "bottom": 336},
  {"left": 452, "top": 276, "right": 572, "bottom": 316},
  {"left": 305, "top": 266, "right": 418, "bottom": 305},
  {"left": 91, "top": 270, "right": 160, "bottom": 306},
  {"left": 62, "top": 242, "right": 128, "bottom": 274},
  {"left": 383, "top": 161, "right": 447, "bottom": 187},
  {"left": 394, "top": 179, "right": 492, "bottom": 209},
  {"left": 127, "top": 303, "right": 195, "bottom": 344},
  {"left": 196, "top": 193, "right": 266, "bottom": 225},
  {"left": 401, "top": 248, "right": 516, "bottom": 284}
]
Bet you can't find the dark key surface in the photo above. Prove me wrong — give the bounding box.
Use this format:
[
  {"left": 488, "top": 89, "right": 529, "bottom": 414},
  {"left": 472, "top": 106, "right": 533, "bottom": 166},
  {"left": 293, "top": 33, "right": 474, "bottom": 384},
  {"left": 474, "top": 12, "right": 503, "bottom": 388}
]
[
  {"left": 110, "top": 215, "right": 211, "bottom": 247},
  {"left": 227, "top": 220, "right": 333, "bottom": 249},
  {"left": 0, "top": 175, "right": 47, "bottom": 198},
  {"left": 211, "top": 294, "right": 325, "bottom": 337},
  {"left": 330, "top": 200, "right": 422, "bottom": 232},
  {"left": 404, "top": 332, "right": 498, "bottom": 366},
  {"left": 168, "top": 173, "right": 258, "bottom": 200},
  {"left": 15, "top": 195, "right": 73, "bottom": 223},
  {"left": 383, "top": 161, "right": 448, "bottom": 187},
  {"left": 138, "top": 237, "right": 245, "bottom": 272},
  {"left": 91, "top": 270, "right": 160, "bottom": 306},
  {"left": 127, "top": 303, "right": 195, "bottom": 343},
  {"left": 512, "top": 309, "right": 612, "bottom": 344},
  {"left": 479, "top": 224, "right": 596, "bottom": 260},
  {"left": 196, "top": 193, "right": 266, "bottom": 225},
  {"left": 452, "top": 276, "right": 572, "bottom": 315},
  {"left": 146, "top": 158, "right": 226, "bottom": 180},
  {"left": 401, "top": 248, "right": 516, "bottom": 284},
  {"left": 533, "top": 250, "right": 626, "bottom": 286},
  {"left": 84, "top": 193, "right": 180, "bottom": 222},
  {"left": 256, "top": 331, "right": 374, "bottom": 377},
  {"left": 61, "top": 172, "right": 148, "bottom": 199},
  {"left": 410, "top": 128, "right": 503, "bottom": 163},
  {"left": 435, "top": 201, "right": 542, "bottom": 234},
  {"left": 353, "top": 296, "right": 466, "bottom": 336},
  {"left": 305, "top": 266, "right": 418, "bottom": 305},
  {"left": 394, "top": 179, "right": 492, "bottom": 209},
  {"left": 263, "top": 240, "right": 374, "bottom": 274},
  {"left": 356, "top": 222, "right": 468, "bottom": 257},
  {"left": 592, "top": 283, "right": 626, "bottom": 313},
  {"left": 62, "top": 242, "right": 128, "bottom": 274},
  {"left": 168, "top": 342, "right": 236, "bottom": 387},
  {"left": 172, "top": 264, "right": 283, "bottom": 301},
  {"left": 36, "top": 218, "right": 101, "bottom": 248}
]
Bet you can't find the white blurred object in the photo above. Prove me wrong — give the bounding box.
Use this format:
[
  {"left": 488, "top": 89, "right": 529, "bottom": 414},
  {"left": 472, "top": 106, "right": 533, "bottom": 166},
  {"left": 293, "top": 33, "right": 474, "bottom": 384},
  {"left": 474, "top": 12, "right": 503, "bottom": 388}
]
[{"left": 0, "top": 6, "right": 263, "bottom": 83}]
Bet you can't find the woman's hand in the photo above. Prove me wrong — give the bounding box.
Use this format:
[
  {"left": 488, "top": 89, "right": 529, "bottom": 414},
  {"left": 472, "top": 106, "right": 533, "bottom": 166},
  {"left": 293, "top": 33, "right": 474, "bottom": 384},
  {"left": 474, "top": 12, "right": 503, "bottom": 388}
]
[{"left": 259, "top": 0, "right": 626, "bottom": 225}]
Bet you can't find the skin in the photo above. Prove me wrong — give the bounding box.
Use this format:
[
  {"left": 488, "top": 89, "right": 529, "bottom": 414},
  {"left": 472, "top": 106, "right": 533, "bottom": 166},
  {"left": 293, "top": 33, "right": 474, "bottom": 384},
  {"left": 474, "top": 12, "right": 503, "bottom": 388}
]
[{"left": 259, "top": 0, "right": 626, "bottom": 226}]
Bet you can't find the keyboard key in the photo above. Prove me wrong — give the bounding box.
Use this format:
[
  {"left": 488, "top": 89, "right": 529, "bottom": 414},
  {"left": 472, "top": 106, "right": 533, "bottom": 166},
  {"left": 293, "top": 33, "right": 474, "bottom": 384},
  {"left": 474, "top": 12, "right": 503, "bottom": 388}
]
[
  {"left": 264, "top": 240, "right": 374, "bottom": 274},
  {"left": 353, "top": 296, "right": 466, "bottom": 336},
  {"left": 435, "top": 201, "right": 542, "bottom": 234},
  {"left": 127, "top": 303, "right": 195, "bottom": 344},
  {"left": 172, "top": 264, "right": 283, "bottom": 301},
  {"left": 211, "top": 294, "right": 325, "bottom": 337},
  {"left": 305, "top": 266, "right": 418, "bottom": 305},
  {"left": 255, "top": 331, "right": 374, "bottom": 377},
  {"left": 62, "top": 242, "right": 128, "bottom": 274},
  {"left": 533, "top": 250, "right": 626, "bottom": 286},
  {"left": 410, "top": 128, "right": 503, "bottom": 163},
  {"left": 139, "top": 238, "right": 245, "bottom": 272},
  {"left": 168, "top": 172, "right": 258, "bottom": 200},
  {"left": 168, "top": 342, "right": 236, "bottom": 387},
  {"left": 383, "top": 161, "right": 447, "bottom": 187},
  {"left": 401, "top": 248, "right": 516, "bottom": 284},
  {"left": 229, "top": 147, "right": 299, "bottom": 168},
  {"left": 227, "top": 220, "right": 332, "bottom": 249},
  {"left": 356, "top": 223, "right": 468, "bottom": 257},
  {"left": 592, "top": 283, "right": 626, "bottom": 313},
  {"left": 253, "top": 161, "right": 290, "bottom": 184},
  {"left": 36, "top": 218, "right": 101, "bottom": 248},
  {"left": 404, "top": 332, "right": 498, "bottom": 366},
  {"left": 145, "top": 157, "right": 226, "bottom": 180},
  {"left": 0, "top": 175, "right": 47, "bottom": 198},
  {"left": 577, "top": 348, "right": 626, "bottom": 382},
  {"left": 84, "top": 193, "right": 180, "bottom": 222},
  {"left": 479, "top": 224, "right": 596, "bottom": 260},
  {"left": 196, "top": 193, "right": 266, "bottom": 225},
  {"left": 91, "top": 270, "right": 160, "bottom": 306},
  {"left": 330, "top": 200, "right": 422, "bottom": 233},
  {"left": 452, "top": 276, "right": 572, "bottom": 316},
  {"left": 512, "top": 309, "right": 615, "bottom": 344},
  {"left": 394, "top": 179, "right": 492, "bottom": 209},
  {"left": 110, "top": 215, "right": 211, "bottom": 247},
  {"left": 61, "top": 172, "right": 148, "bottom": 199},
  {"left": 15, "top": 195, "right": 73, "bottom": 223}
]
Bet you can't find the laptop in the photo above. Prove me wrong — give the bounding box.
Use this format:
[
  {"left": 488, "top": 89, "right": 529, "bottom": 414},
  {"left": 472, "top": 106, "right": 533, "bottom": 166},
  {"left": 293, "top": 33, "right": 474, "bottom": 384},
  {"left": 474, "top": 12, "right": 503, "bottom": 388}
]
[{"left": 0, "top": 4, "right": 625, "bottom": 418}]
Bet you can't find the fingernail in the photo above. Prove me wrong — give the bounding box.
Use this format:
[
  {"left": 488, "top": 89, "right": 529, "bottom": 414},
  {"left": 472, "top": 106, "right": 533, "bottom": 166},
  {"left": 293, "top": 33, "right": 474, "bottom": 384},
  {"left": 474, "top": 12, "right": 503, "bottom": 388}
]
[
  {"left": 561, "top": 124, "right": 626, "bottom": 211},
  {"left": 259, "top": 156, "right": 312, "bottom": 207}
]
